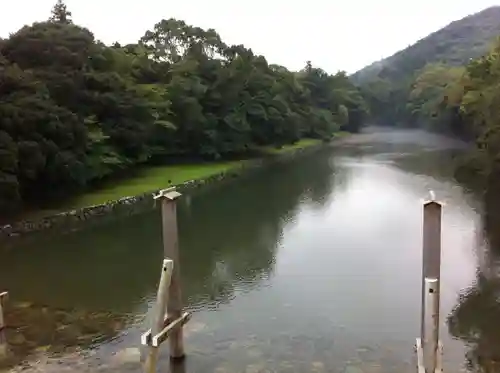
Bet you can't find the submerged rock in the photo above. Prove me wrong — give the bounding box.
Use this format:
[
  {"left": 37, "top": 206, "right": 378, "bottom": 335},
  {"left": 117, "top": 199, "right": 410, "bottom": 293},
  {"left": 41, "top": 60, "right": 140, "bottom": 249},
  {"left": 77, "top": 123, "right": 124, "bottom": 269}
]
[
  {"left": 344, "top": 365, "right": 364, "bottom": 373},
  {"left": 245, "top": 363, "right": 265, "bottom": 373},
  {"left": 311, "top": 361, "right": 325, "bottom": 371},
  {"left": 109, "top": 347, "right": 141, "bottom": 366}
]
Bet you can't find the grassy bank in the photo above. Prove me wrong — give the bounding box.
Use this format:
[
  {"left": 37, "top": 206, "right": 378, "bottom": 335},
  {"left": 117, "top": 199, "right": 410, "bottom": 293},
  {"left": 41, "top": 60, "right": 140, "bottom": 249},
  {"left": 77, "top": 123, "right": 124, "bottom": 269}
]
[
  {"left": 69, "top": 139, "right": 330, "bottom": 209},
  {"left": 68, "top": 161, "right": 244, "bottom": 209},
  {"left": 22, "top": 138, "right": 330, "bottom": 219},
  {"left": 260, "top": 138, "right": 322, "bottom": 155}
]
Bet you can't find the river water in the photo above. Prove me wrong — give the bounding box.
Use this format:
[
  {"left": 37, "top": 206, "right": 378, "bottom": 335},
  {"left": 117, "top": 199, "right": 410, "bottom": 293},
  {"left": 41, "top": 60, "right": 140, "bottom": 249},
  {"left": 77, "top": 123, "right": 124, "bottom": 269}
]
[{"left": 1, "top": 128, "right": 498, "bottom": 373}]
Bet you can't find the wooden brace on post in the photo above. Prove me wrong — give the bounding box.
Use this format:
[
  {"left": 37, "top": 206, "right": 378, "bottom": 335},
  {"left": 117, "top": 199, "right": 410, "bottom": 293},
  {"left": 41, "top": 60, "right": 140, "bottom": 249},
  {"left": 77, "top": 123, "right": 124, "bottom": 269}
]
[
  {"left": 141, "top": 312, "right": 191, "bottom": 348},
  {"left": 140, "top": 259, "right": 190, "bottom": 348},
  {"left": 142, "top": 187, "right": 189, "bottom": 373},
  {"left": 141, "top": 259, "right": 191, "bottom": 373}
]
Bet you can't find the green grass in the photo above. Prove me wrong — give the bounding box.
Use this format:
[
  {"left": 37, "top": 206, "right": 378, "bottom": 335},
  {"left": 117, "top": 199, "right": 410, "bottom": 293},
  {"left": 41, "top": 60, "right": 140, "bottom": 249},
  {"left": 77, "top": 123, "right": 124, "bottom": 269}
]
[
  {"left": 67, "top": 160, "right": 244, "bottom": 209},
  {"left": 22, "top": 134, "right": 344, "bottom": 220},
  {"left": 70, "top": 136, "right": 336, "bottom": 209},
  {"left": 260, "top": 138, "right": 322, "bottom": 155}
]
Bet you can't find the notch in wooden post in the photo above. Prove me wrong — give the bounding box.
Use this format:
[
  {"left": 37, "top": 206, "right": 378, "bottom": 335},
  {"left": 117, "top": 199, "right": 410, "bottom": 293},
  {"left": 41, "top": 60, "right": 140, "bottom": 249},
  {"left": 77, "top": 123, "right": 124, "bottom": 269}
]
[{"left": 158, "top": 187, "right": 185, "bottom": 361}]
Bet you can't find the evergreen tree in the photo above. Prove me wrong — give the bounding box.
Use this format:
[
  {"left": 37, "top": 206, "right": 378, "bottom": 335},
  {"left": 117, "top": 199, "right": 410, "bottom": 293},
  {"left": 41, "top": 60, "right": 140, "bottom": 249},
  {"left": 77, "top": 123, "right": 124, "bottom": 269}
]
[{"left": 50, "top": 0, "right": 72, "bottom": 24}]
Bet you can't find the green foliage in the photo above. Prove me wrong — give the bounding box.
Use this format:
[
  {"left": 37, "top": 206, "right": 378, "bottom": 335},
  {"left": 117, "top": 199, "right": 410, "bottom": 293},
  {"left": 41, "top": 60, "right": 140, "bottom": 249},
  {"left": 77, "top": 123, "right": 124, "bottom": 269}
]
[
  {"left": 0, "top": 0, "right": 367, "bottom": 214},
  {"left": 349, "top": 5, "right": 500, "bottom": 193},
  {"left": 380, "top": 35, "right": 500, "bottom": 189},
  {"left": 50, "top": 0, "right": 72, "bottom": 24},
  {"left": 353, "top": 6, "right": 500, "bottom": 126}
]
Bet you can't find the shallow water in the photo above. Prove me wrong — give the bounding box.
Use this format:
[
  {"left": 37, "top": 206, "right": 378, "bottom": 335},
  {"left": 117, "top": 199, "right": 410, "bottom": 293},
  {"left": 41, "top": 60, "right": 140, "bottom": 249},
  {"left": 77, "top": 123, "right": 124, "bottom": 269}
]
[{"left": 1, "top": 129, "right": 498, "bottom": 373}]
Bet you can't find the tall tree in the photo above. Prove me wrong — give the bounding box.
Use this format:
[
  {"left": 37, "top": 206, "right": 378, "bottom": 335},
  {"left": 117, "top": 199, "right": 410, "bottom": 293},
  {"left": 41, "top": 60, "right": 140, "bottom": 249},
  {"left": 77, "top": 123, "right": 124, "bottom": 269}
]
[
  {"left": 50, "top": 0, "right": 72, "bottom": 24},
  {"left": 0, "top": 5, "right": 368, "bottom": 214}
]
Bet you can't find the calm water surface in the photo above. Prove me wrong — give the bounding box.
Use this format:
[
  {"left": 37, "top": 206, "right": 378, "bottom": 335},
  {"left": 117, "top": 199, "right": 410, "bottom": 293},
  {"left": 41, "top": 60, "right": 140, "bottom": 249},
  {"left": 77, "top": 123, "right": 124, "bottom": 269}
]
[{"left": 1, "top": 129, "right": 498, "bottom": 373}]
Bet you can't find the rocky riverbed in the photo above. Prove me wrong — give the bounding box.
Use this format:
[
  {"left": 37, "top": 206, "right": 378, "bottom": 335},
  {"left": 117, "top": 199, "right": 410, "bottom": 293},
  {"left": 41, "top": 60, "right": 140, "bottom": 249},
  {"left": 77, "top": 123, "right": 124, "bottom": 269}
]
[{"left": 0, "top": 300, "right": 136, "bottom": 372}]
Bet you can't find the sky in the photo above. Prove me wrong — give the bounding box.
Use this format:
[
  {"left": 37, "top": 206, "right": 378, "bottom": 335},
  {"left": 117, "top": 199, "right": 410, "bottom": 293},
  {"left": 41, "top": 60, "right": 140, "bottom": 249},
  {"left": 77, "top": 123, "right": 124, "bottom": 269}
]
[{"left": 1, "top": 0, "right": 499, "bottom": 74}]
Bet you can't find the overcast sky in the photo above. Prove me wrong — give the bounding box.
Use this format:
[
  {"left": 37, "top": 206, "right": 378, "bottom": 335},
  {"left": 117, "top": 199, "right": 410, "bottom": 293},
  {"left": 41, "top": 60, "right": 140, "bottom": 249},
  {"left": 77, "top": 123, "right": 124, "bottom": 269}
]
[{"left": 1, "top": 0, "right": 499, "bottom": 73}]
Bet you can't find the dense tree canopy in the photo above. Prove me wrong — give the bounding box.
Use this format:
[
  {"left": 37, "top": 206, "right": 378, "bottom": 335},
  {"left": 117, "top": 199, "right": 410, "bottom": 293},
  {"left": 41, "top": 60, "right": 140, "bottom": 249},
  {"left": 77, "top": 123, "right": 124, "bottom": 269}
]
[
  {"left": 350, "top": 6, "right": 500, "bottom": 192},
  {"left": 386, "top": 37, "right": 500, "bottom": 189},
  {"left": 0, "top": 1, "right": 367, "bottom": 214},
  {"left": 352, "top": 6, "right": 500, "bottom": 127}
]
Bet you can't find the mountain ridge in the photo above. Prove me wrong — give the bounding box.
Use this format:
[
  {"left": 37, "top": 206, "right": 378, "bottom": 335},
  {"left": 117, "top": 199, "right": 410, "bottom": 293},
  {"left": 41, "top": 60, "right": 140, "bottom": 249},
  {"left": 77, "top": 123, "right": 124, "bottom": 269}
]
[{"left": 351, "top": 6, "right": 500, "bottom": 85}]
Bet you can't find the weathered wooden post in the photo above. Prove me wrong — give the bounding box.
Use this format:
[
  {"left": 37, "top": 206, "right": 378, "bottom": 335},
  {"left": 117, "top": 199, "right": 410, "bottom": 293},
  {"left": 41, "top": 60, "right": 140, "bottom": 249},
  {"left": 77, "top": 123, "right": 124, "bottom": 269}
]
[
  {"left": 144, "top": 260, "right": 173, "bottom": 373},
  {"left": 170, "top": 359, "right": 187, "bottom": 373},
  {"left": 421, "top": 192, "right": 442, "bottom": 339},
  {"left": 416, "top": 191, "right": 443, "bottom": 373},
  {"left": 141, "top": 187, "right": 191, "bottom": 373},
  {"left": 0, "top": 291, "right": 9, "bottom": 359},
  {"left": 158, "top": 187, "right": 185, "bottom": 360}
]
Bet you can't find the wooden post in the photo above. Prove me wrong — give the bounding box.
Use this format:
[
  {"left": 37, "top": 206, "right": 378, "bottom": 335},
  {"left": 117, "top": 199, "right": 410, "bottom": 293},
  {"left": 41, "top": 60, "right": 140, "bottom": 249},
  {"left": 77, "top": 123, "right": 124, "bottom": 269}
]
[
  {"left": 170, "top": 358, "right": 186, "bottom": 373},
  {"left": 424, "top": 278, "right": 439, "bottom": 373},
  {"left": 158, "top": 188, "right": 185, "bottom": 360},
  {"left": 417, "top": 191, "right": 443, "bottom": 373},
  {"left": 140, "top": 187, "right": 191, "bottom": 372},
  {"left": 0, "top": 291, "right": 9, "bottom": 360},
  {"left": 144, "top": 260, "right": 173, "bottom": 373},
  {"left": 421, "top": 194, "right": 442, "bottom": 343}
]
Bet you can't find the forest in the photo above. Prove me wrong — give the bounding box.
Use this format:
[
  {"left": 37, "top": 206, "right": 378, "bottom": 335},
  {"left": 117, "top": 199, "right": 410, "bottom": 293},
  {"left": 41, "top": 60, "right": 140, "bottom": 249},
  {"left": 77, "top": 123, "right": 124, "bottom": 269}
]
[
  {"left": 352, "top": 6, "right": 500, "bottom": 192},
  {"left": 406, "top": 38, "right": 500, "bottom": 191},
  {"left": 0, "top": 1, "right": 368, "bottom": 214},
  {"left": 353, "top": 6, "right": 500, "bottom": 131}
]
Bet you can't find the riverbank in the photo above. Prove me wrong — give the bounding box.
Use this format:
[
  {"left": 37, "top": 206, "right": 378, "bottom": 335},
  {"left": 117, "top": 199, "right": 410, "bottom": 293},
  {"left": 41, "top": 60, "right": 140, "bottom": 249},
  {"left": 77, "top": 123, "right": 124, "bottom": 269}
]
[
  {"left": 0, "top": 137, "right": 340, "bottom": 241},
  {"left": 55, "top": 138, "right": 323, "bottom": 210}
]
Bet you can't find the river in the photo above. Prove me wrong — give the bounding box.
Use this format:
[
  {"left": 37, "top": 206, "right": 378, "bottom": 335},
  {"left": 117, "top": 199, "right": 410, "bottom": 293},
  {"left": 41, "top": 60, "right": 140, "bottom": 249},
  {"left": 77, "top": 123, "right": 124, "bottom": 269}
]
[{"left": 1, "top": 128, "right": 498, "bottom": 373}]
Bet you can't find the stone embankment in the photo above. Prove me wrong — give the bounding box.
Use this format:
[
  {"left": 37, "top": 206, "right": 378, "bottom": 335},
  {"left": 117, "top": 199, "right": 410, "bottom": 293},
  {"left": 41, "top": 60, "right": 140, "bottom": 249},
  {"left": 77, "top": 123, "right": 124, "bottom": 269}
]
[{"left": 0, "top": 143, "right": 328, "bottom": 241}]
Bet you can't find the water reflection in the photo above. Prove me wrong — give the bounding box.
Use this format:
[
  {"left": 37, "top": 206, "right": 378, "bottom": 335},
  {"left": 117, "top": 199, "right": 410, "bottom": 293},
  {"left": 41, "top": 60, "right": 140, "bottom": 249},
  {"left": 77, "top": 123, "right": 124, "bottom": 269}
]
[
  {"left": 0, "top": 148, "right": 339, "bottom": 366},
  {"left": 0, "top": 131, "right": 488, "bottom": 373},
  {"left": 448, "top": 188, "right": 500, "bottom": 373},
  {"left": 178, "top": 148, "right": 339, "bottom": 309}
]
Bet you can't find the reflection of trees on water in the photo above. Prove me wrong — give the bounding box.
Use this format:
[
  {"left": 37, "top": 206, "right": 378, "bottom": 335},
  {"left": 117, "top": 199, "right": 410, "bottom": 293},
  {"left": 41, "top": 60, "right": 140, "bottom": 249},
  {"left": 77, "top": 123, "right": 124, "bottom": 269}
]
[
  {"left": 178, "top": 149, "right": 339, "bottom": 308},
  {"left": 390, "top": 149, "right": 462, "bottom": 182},
  {"left": 448, "top": 188, "right": 500, "bottom": 372},
  {"left": 0, "top": 149, "right": 341, "bottom": 316},
  {"left": 300, "top": 149, "right": 341, "bottom": 208}
]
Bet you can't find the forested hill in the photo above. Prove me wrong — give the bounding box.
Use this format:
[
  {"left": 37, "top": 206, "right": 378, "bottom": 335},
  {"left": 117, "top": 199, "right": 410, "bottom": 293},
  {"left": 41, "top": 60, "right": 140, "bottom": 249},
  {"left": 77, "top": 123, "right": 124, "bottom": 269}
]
[
  {"left": 354, "top": 6, "right": 500, "bottom": 195},
  {"left": 0, "top": 1, "right": 367, "bottom": 215},
  {"left": 352, "top": 6, "right": 500, "bottom": 127}
]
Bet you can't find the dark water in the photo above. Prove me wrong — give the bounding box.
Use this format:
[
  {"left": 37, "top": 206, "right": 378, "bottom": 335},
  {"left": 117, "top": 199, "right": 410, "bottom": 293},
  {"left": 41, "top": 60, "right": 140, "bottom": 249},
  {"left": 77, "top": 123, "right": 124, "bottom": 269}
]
[{"left": 1, "top": 129, "right": 499, "bottom": 373}]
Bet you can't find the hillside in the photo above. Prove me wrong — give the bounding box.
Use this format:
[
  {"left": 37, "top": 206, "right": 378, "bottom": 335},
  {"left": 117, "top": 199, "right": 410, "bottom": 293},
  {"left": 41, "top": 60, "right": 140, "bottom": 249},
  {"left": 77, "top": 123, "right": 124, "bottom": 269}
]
[{"left": 352, "top": 6, "right": 500, "bottom": 126}]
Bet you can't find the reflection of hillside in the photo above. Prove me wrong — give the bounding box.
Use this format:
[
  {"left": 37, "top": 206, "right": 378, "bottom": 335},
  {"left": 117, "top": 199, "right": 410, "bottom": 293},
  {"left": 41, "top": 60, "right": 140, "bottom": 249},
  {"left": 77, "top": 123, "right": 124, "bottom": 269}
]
[
  {"left": 448, "top": 191, "right": 500, "bottom": 372},
  {"left": 335, "top": 142, "right": 462, "bottom": 186},
  {"left": 0, "top": 210, "right": 164, "bottom": 312},
  {"left": 178, "top": 148, "right": 338, "bottom": 308},
  {"left": 0, "top": 149, "right": 338, "bottom": 316},
  {"left": 390, "top": 149, "right": 462, "bottom": 182}
]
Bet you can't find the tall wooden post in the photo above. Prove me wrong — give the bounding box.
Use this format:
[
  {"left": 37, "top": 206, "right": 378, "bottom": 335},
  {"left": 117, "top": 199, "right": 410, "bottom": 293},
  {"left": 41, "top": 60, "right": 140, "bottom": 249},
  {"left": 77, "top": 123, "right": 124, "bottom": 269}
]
[
  {"left": 421, "top": 197, "right": 442, "bottom": 342},
  {"left": 0, "top": 291, "right": 9, "bottom": 360},
  {"left": 141, "top": 187, "right": 190, "bottom": 373},
  {"left": 159, "top": 188, "right": 185, "bottom": 360},
  {"left": 417, "top": 192, "right": 443, "bottom": 373}
]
